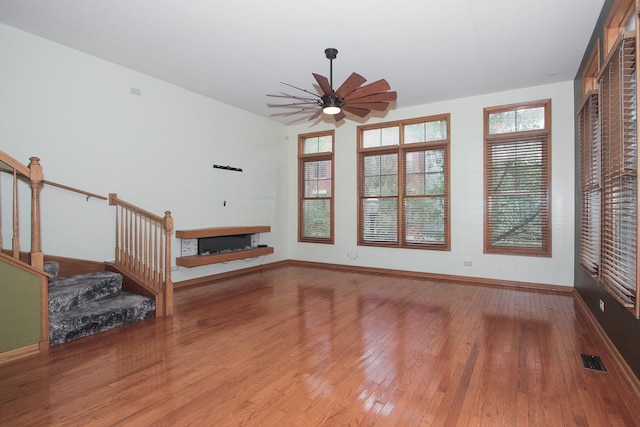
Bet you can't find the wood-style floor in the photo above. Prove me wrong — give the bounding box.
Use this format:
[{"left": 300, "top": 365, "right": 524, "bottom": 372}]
[{"left": 1, "top": 265, "right": 640, "bottom": 426}]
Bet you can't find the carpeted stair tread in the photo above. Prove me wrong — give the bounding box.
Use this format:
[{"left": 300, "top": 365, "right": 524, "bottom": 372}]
[
  {"left": 48, "top": 271, "right": 123, "bottom": 317},
  {"left": 43, "top": 260, "right": 59, "bottom": 278},
  {"left": 49, "top": 292, "right": 155, "bottom": 346}
]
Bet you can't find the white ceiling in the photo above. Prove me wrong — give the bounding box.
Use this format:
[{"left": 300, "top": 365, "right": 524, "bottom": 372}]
[{"left": 0, "top": 0, "right": 605, "bottom": 124}]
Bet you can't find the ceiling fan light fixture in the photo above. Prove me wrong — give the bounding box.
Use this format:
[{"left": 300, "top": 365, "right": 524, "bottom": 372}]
[
  {"left": 323, "top": 105, "right": 342, "bottom": 115},
  {"left": 322, "top": 96, "right": 342, "bottom": 115}
]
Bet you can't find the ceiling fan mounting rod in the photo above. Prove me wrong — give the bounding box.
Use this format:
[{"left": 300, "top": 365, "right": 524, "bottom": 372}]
[{"left": 325, "top": 48, "right": 338, "bottom": 93}]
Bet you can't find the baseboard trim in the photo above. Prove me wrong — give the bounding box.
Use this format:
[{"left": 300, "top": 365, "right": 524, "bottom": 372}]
[
  {"left": 174, "top": 259, "right": 571, "bottom": 294},
  {"left": 0, "top": 344, "right": 40, "bottom": 365},
  {"left": 286, "top": 259, "right": 573, "bottom": 293},
  {"left": 37, "top": 253, "right": 573, "bottom": 295},
  {"left": 573, "top": 291, "right": 640, "bottom": 399}
]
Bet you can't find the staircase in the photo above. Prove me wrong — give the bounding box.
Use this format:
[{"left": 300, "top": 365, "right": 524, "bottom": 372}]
[
  {"left": 0, "top": 150, "right": 172, "bottom": 354},
  {"left": 46, "top": 261, "right": 155, "bottom": 346}
]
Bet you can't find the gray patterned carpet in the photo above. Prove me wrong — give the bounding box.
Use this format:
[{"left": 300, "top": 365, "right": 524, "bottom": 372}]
[{"left": 46, "top": 262, "right": 155, "bottom": 345}]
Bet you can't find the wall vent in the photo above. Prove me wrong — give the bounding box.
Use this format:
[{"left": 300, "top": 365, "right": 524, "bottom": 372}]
[{"left": 580, "top": 353, "right": 607, "bottom": 372}]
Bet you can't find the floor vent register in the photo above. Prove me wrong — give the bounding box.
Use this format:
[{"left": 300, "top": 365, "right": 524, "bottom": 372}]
[{"left": 580, "top": 353, "right": 607, "bottom": 372}]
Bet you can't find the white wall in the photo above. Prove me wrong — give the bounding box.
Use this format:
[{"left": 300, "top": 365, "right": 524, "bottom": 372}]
[
  {"left": 0, "top": 24, "right": 289, "bottom": 282},
  {"left": 0, "top": 23, "right": 575, "bottom": 287},
  {"left": 286, "top": 81, "right": 575, "bottom": 287}
]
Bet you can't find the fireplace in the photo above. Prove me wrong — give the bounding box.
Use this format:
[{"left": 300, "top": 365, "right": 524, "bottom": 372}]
[
  {"left": 176, "top": 226, "right": 272, "bottom": 267},
  {"left": 197, "top": 234, "right": 252, "bottom": 255}
]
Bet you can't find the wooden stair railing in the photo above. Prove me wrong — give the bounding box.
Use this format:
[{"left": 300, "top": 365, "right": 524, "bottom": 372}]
[
  {"left": 109, "top": 193, "right": 174, "bottom": 316},
  {"left": 41, "top": 180, "right": 108, "bottom": 202},
  {"left": 0, "top": 149, "right": 44, "bottom": 271},
  {"left": 0, "top": 150, "right": 49, "bottom": 354},
  {"left": 0, "top": 149, "right": 174, "bottom": 317}
]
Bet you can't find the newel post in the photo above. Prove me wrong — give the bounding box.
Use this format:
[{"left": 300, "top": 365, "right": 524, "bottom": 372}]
[
  {"left": 163, "top": 211, "right": 174, "bottom": 316},
  {"left": 28, "top": 157, "right": 44, "bottom": 270}
]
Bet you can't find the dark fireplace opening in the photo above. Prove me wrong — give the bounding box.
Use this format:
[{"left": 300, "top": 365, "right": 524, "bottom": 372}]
[{"left": 198, "top": 234, "right": 252, "bottom": 255}]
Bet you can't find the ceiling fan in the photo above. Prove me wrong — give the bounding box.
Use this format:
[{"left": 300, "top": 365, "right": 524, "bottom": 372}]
[{"left": 267, "top": 48, "right": 397, "bottom": 122}]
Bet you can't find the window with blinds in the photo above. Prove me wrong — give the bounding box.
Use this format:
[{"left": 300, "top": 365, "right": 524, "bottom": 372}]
[
  {"left": 578, "top": 92, "right": 601, "bottom": 276},
  {"left": 598, "top": 32, "right": 637, "bottom": 308},
  {"left": 298, "top": 131, "right": 334, "bottom": 243},
  {"left": 358, "top": 114, "right": 450, "bottom": 250},
  {"left": 483, "top": 100, "right": 551, "bottom": 257}
]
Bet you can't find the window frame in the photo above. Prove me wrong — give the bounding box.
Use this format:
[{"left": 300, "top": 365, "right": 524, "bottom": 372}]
[
  {"left": 483, "top": 99, "right": 552, "bottom": 257},
  {"left": 596, "top": 30, "right": 638, "bottom": 311},
  {"left": 582, "top": 40, "right": 601, "bottom": 96},
  {"left": 357, "top": 114, "right": 451, "bottom": 251},
  {"left": 578, "top": 33, "right": 601, "bottom": 278},
  {"left": 298, "top": 130, "right": 335, "bottom": 244},
  {"left": 604, "top": 0, "right": 635, "bottom": 55}
]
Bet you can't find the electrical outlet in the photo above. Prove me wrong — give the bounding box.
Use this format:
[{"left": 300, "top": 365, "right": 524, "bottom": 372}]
[
  {"left": 347, "top": 252, "right": 359, "bottom": 260},
  {"left": 464, "top": 261, "right": 472, "bottom": 267},
  {"left": 599, "top": 299, "right": 605, "bottom": 312}
]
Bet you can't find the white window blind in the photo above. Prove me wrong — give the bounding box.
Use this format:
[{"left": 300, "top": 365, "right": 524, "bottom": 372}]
[
  {"left": 578, "top": 91, "right": 601, "bottom": 275},
  {"left": 598, "top": 33, "right": 637, "bottom": 307}
]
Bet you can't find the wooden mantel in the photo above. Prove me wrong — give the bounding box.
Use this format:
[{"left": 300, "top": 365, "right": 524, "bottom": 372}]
[{"left": 175, "top": 226, "right": 270, "bottom": 239}]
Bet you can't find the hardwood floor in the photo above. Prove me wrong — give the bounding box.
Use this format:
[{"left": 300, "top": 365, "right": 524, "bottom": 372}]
[{"left": 1, "top": 265, "right": 640, "bottom": 426}]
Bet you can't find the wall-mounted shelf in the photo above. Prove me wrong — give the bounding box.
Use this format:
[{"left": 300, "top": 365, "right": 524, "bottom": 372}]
[
  {"left": 175, "top": 226, "right": 270, "bottom": 239},
  {"left": 175, "top": 226, "right": 272, "bottom": 267},
  {"left": 176, "top": 246, "right": 274, "bottom": 267}
]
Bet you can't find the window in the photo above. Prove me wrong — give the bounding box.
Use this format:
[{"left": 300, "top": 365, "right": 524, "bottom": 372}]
[
  {"left": 582, "top": 41, "right": 600, "bottom": 96},
  {"left": 597, "top": 32, "right": 637, "bottom": 308},
  {"left": 298, "top": 131, "right": 334, "bottom": 243},
  {"left": 357, "top": 114, "right": 450, "bottom": 250},
  {"left": 578, "top": 1, "right": 640, "bottom": 314},
  {"left": 578, "top": 92, "right": 600, "bottom": 276},
  {"left": 578, "top": 42, "right": 601, "bottom": 276},
  {"left": 484, "top": 100, "right": 551, "bottom": 257}
]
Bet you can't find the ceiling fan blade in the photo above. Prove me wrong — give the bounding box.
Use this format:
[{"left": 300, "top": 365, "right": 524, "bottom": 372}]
[
  {"left": 344, "top": 102, "right": 389, "bottom": 112},
  {"left": 346, "top": 91, "right": 397, "bottom": 104},
  {"left": 343, "top": 79, "right": 391, "bottom": 101},
  {"left": 312, "top": 73, "right": 333, "bottom": 97},
  {"left": 333, "top": 111, "right": 347, "bottom": 121},
  {"left": 342, "top": 106, "right": 370, "bottom": 118},
  {"left": 284, "top": 106, "right": 320, "bottom": 117},
  {"left": 267, "top": 93, "right": 319, "bottom": 101},
  {"left": 335, "top": 72, "right": 367, "bottom": 99},
  {"left": 267, "top": 101, "right": 320, "bottom": 108},
  {"left": 308, "top": 109, "right": 323, "bottom": 121},
  {"left": 278, "top": 81, "right": 322, "bottom": 98}
]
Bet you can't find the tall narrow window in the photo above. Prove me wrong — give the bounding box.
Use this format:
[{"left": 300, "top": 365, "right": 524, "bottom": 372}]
[
  {"left": 598, "top": 32, "right": 637, "bottom": 308},
  {"left": 358, "top": 114, "right": 450, "bottom": 250},
  {"left": 578, "top": 92, "right": 600, "bottom": 276},
  {"left": 298, "top": 131, "right": 334, "bottom": 243},
  {"left": 582, "top": 41, "right": 600, "bottom": 96},
  {"left": 484, "top": 100, "right": 551, "bottom": 257}
]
